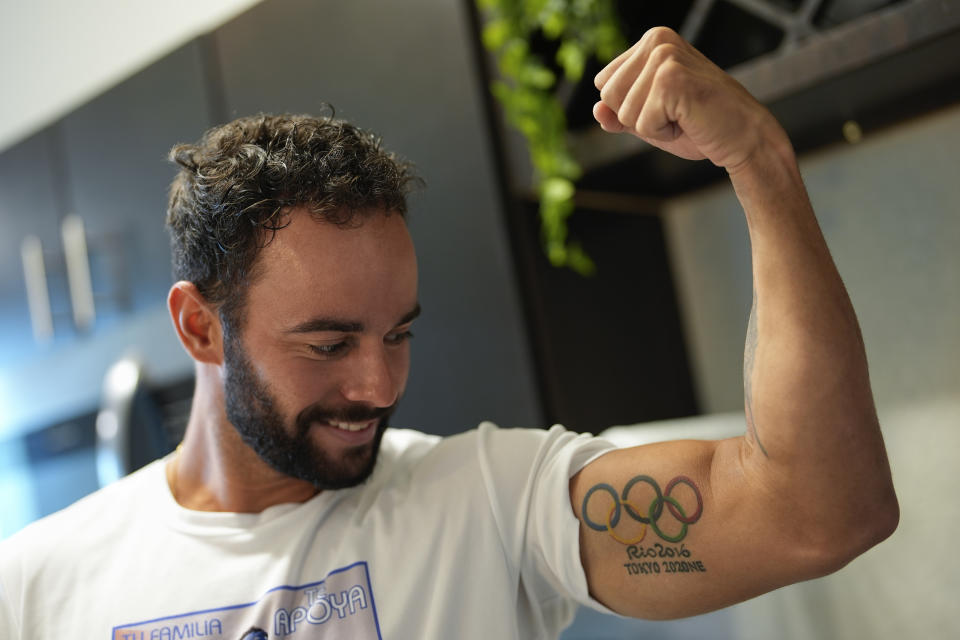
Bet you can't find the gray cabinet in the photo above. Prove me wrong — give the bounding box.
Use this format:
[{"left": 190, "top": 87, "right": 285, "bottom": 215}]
[
  {"left": 0, "top": 40, "right": 213, "bottom": 433},
  {"left": 60, "top": 39, "right": 215, "bottom": 324},
  {"left": 0, "top": 127, "right": 67, "bottom": 368}
]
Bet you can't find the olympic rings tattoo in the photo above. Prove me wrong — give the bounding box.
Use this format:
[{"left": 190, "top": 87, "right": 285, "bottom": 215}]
[{"left": 581, "top": 475, "right": 703, "bottom": 544}]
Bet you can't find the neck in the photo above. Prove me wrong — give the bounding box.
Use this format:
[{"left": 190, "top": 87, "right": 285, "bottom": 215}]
[{"left": 167, "top": 365, "right": 320, "bottom": 513}]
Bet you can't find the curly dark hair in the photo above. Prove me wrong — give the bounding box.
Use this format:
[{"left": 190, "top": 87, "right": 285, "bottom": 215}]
[{"left": 166, "top": 111, "right": 421, "bottom": 330}]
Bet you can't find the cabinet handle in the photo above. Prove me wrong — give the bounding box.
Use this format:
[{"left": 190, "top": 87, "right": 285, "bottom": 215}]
[
  {"left": 20, "top": 235, "right": 54, "bottom": 343},
  {"left": 61, "top": 214, "right": 96, "bottom": 331}
]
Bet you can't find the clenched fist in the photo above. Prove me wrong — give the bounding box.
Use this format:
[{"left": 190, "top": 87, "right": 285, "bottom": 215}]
[{"left": 593, "top": 27, "right": 790, "bottom": 173}]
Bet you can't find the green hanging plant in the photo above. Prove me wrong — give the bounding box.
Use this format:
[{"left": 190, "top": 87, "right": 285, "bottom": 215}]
[{"left": 477, "top": 0, "right": 627, "bottom": 275}]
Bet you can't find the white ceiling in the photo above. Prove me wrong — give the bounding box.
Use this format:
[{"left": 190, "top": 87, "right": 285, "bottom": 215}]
[{"left": 0, "top": 0, "right": 264, "bottom": 153}]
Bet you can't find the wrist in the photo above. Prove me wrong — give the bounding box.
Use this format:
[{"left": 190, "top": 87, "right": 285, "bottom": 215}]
[
  {"left": 726, "top": 122, "right": 817, "bottom": 234},
  {"left": 726, "top": 117, "right": 796, "bottom": 180}
]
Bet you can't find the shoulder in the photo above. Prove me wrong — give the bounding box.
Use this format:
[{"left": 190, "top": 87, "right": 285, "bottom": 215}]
[
  {"left": 371, "top": 423, "right": 616, "bottom": 503},
  {"left": 377, "top": 423, "right": 613, "bottom": 476},
  {"left": 473, "top": 422, "right": 617, "bottom": 482}
]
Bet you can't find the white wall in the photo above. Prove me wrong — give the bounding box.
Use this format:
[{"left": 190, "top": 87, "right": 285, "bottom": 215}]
[
  {"left": 0, "top": 0, "right": 264, "bottom": 153},
  {"left": 664, "top": 103, "right": 960, "bottom": 414}
]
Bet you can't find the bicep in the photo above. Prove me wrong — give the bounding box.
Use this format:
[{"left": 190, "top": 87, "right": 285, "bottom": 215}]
[{"left": 569, "top": 437, "right": 821, "bottom": 619}]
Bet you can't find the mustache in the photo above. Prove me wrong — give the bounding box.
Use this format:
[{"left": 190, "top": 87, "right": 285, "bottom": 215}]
[{"left": 295, "top": 402, "right": 396, "bottom": 432}]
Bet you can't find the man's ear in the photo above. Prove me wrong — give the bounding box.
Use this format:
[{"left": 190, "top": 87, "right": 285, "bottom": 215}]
[{"left": 167, "top": 281, "right": 224, "bottom": 365}]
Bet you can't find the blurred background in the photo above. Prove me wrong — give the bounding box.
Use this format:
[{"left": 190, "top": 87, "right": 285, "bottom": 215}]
[{"left": 1, "top": 0, "right": 957, "bottom": 637}]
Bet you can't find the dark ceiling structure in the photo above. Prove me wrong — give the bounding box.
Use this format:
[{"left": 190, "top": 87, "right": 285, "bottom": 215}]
[{"left": 565, "top": 0, "right": 960, "bottom": 196}]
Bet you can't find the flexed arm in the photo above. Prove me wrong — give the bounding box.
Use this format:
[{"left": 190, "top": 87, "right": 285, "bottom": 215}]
[{"left": 570, "top": 27, "right": 898, "bottom": 619}]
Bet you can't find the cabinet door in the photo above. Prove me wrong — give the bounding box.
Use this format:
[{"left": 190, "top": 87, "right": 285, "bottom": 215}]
[
  {"left": 0, "top": 127, "right": 66, "bottom": 368},
  {"left": 59, "top": 39, "right": 215, "bottom": 325}
]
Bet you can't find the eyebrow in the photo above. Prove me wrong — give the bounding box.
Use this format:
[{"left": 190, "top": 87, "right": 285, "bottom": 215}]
[{"left": 284, "top": 303, "right": 421, "bottom": 335}]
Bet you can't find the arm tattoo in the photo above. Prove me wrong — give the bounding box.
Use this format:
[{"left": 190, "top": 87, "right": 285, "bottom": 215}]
[
  {"left": 582, "top": 475, "right": 708, "bottom": 576},
  {"left": 744, "top": 289, "right": 769, "bottom": 457}
]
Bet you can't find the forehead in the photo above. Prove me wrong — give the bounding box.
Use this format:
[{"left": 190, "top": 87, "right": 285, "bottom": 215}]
[{"left": 244, "top": 208, "right": 418, "bottom": 324}]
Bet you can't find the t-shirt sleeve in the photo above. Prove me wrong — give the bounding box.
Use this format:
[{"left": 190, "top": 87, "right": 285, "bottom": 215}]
[{"left": 475, "top": 422, "right": 621, "bottom": 616}]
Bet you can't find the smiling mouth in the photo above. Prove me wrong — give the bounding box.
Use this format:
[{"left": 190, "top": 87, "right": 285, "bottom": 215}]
[{"left": 325, "top": 420, "right": 375, "bottom": 432}]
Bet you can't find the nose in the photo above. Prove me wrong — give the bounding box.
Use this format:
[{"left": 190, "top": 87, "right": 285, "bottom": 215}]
[{"left": 339, "top": 344, "right": 399, "bottom": 408}]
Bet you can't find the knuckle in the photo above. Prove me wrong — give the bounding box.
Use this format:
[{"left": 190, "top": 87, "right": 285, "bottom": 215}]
[
  {"left": 649, "top": 42, "right": 681, "bottom": 67},
  {"left": 654, "top": 58, "right": 689, "bottom": 90},
  {"left": 645, "top": 26, "right": 679, "bottom": 45}
]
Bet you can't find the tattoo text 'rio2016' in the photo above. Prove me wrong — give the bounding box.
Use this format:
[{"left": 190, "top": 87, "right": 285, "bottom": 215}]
[{"left": 582, "top": 474, "right": 708, "bottom": 577}]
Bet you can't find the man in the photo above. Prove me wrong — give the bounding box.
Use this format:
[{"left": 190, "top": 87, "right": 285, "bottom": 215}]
[{"left": 0, "top": 28, "right": 897, "bottom": 637}]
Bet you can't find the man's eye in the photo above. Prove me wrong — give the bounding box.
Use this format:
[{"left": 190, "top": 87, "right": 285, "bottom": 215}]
[
  {"left": 308, "top": 342, "right": 347, "bottom": 356},
  {"left": 386, "top": 330, "right": 414, "bottom": 345}
]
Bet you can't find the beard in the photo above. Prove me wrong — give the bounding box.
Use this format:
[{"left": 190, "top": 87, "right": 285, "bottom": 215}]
[{"left": 222, "top": 333, "right": 391, "bottom": 490}]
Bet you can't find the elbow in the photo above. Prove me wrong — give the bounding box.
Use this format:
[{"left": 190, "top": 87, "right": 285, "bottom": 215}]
[
  {"left": 804, "top": 485, "right": 900, "bottom": 578},
  {"left": 844, "top": 477, "right": 900, "bottom": 561},
  {"left": 869, "top": 489, "right": 900, "bottom": 545},
  {"left": 859, "top": 486, "right": 900, "bottom": 553}
]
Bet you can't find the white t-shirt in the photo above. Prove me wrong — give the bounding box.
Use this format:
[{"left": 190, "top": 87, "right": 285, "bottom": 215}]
[{"left": 0, "top": 423, "right": 617, "bottom": 639}]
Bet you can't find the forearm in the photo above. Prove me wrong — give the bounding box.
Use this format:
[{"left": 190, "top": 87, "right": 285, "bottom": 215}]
[{"left": 730, "top": 124, "right": 898, "bottom": 558}]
